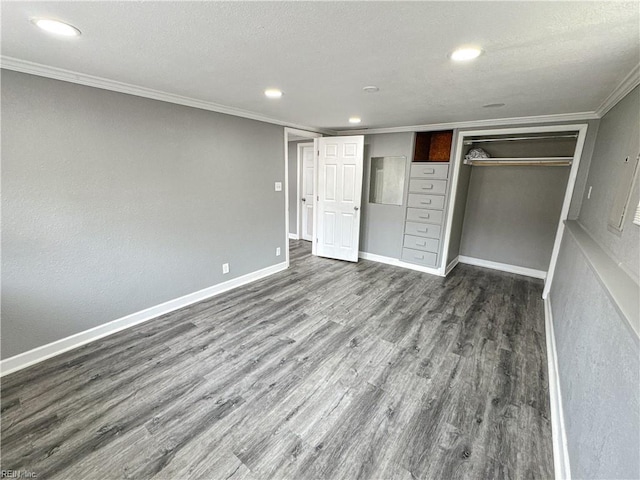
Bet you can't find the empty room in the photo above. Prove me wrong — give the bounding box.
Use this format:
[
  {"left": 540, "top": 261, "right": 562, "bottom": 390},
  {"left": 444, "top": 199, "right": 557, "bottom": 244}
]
[{"left": 1, "top": 2, "right": 639, "bottom": 479}]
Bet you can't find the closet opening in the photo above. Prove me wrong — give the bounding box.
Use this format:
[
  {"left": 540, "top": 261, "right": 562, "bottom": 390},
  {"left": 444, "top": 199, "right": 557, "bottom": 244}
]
[{"left": 442, "top": 125, "right": 588, "bottom": 295}]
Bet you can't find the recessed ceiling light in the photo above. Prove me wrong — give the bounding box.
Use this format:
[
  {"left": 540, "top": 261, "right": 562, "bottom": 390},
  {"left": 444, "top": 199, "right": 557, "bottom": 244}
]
[
  {"left": 31, "top": 18, "right": 81, "bottom": 37},
  {"left": 363, "top": 86, "right": 379, "bottom": 93},
  {"left": 264, "top": 89, "right": 283, "bottom": 98},
  {"left": 450, "top": 47, "right": 482, "bottom": 61},
  {"left": 349, "top": 117, "right": 362, "bottom": 124},
  {"left": 483, "top": 103, "right": 505, "bottom": 108}
]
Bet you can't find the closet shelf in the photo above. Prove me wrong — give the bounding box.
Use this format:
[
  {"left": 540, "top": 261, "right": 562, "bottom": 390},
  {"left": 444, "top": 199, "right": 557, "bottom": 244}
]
[
  {"left": 463, "top": 134, "right": 577, "bottom": 145},
  {"left": 464, "top": 157, "right": 573, "bottom": 167}
]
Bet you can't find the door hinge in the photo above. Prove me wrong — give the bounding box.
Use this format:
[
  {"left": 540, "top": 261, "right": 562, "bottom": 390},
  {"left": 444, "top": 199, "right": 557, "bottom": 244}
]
[{"left": 317, "top": 195, "right": 319, "bottom": 201}]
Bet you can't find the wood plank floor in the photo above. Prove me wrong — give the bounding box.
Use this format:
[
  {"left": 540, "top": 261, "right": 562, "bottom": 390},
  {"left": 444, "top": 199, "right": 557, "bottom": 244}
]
[{"left": 1, "top": 240, "right": 553, "bottom": 479}]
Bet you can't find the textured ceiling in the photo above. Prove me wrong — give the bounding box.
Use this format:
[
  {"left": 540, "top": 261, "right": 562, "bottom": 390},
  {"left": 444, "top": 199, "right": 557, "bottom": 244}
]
[{"left": 2, "top": 1, "right": 639, "bottom": 131}]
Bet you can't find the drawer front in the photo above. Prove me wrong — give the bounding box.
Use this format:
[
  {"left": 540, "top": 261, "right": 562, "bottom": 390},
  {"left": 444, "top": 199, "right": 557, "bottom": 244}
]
[
  {"left": 407, "top": 194, "right": 445, "bottom": 210},
  {"left": 409, "top": 179, "right": 447, "bottom": 195},
  {"left": 401, "top": 248, "right": 438, "bottom": 267},
  {"left": 406, "top": 208, "right": 444, "bottom": 225},
  {"left": 410, "top": 164, "right": 449, "bottom": 179},
  {"left": 404, "top": 235, "right": 439, "bottom": 253},
  {"left": 405, "top": 222, "right": 442, "bottom": 239}
]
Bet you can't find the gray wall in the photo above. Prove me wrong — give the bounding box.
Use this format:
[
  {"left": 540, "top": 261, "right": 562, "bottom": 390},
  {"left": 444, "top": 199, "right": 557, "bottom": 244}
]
[
  {"left": 459, "top": 165, "right": 569, "bottom": 271},
  {"left": 1, "top": 70, "right": 286, "bottom": 359},
  {"left": 576, "top": 86, "right": 640, "bottom": 279},
  {"left": 550, "top": 87, "right": 640, "bottom": 479},
  {"left": 551, "top": 232, "right": 639, "bottom": 480},
  {"left": 360, "top": 133, "right": 414, "bottom": 258}
]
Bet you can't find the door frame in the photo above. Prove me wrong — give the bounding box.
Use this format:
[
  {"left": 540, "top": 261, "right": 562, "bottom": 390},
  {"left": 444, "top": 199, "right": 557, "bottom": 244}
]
[
  {"left": 284, "top": 128, "right": 322, "bottom": 267},
  {"left": 296, "top": 142, "right": 315, "bottom": 241}
]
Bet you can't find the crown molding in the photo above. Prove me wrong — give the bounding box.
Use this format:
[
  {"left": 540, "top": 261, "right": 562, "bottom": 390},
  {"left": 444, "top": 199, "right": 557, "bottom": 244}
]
[
  {"left": 335, "top": 111, "right": 599, "bottom": 136},
  {"left": 0, "top": 56, "right": 336, "bottom": 135},
  {"left": 596, "top": 64, "right": 640, "bottom": 117}
]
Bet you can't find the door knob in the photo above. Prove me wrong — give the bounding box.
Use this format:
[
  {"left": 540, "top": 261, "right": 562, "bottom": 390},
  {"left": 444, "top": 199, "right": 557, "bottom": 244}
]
[
  {"left": 301, "top": 198, "right": 306, "bottom": 202},
  {"left": 354, "top": 206, "right": 359, "bottom": 211}
]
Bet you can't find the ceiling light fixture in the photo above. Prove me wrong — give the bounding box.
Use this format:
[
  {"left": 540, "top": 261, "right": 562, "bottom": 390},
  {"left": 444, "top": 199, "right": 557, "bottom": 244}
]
[
  {"left": 31, "top": 18, "right": 81, "bottom": 37},
  {"left": 264, "top": 89, "right": 283, "bottom": 98},
  {"left": 450, "top": 46, "right": 482, "bottom": 61},
  {"left": 363, "top": 86, "right": 379, "bottom": 93},
  {"left": 349, "top": 117, "right": 362, "bottom": 124},
  {"left": 483, "top": 103, "right": 505, "bottom": 108}
]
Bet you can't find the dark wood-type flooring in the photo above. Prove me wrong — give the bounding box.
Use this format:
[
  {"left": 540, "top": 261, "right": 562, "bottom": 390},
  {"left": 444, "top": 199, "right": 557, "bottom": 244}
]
[{"left": 1, "top": 240, "right": 553, "bottom": 479}]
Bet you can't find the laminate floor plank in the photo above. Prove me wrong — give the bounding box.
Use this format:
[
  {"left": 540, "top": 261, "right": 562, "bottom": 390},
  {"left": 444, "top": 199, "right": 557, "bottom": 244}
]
[{"left": 1, "top": 240, "right": 553, "bottom": 479}]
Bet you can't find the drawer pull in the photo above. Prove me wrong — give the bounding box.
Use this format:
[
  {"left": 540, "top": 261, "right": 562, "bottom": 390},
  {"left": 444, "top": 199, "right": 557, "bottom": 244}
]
[
  {"left": 421, "top": 185, "right": 434, "bottom": 190},
  {"left": 421, "top": 200, "right": 432, "bottom": 205},
  {"left": 415, "top": 255, "right": 424, "bottom": 260},
  {"left": 419, "top": 214, "right": 430, "bottom": 219},
  {"left": 424, "top": 168, "right": 435, "bottom": 174},
  {"left": 416, "top": 241, "right": 426, "bottom": 246},
  {"left": 417, "top": 228, "right": 428, "bottom": 233}
]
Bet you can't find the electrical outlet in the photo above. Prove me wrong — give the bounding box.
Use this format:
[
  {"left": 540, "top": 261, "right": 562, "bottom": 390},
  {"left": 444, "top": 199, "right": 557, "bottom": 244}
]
[
  {"left": 275, "top": 182, "right": 282, "bottom": 192},
  {"left": 587, "top": 186, "right": 593, "bottom": 199},
  {"left": 276, "top": 247, "right": 281, "bottom": 256},
  {"left": 222, "top": 263, "right": 229, "bottom": 274}
]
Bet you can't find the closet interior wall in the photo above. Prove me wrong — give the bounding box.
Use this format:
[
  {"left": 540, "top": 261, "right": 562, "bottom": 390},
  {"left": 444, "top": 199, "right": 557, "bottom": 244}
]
[{"left": 453, "top": 134, "right": 578, "bottom": 272}]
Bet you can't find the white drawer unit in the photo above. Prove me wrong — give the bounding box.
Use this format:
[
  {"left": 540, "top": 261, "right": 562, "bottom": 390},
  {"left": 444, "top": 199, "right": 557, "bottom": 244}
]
[
  {"left": 408, "top": 179, "right": 447, "bottom": 195},
  {"left": 410, "top": 164, "right": 449, "bottom": 179},
  {"left": 406, "top": 208, "right": 444, "bottom": 225},
  {"left": 405, "top": 221, "right": 442, "bottom": 239},
  {"left": 407, "top": 194, "right": 445, "bottom": 210},
  {"left": 401, "top": 248, "right": 438, "bottom": 267},
  {"left": 401, "top": 159, "right": 451, "bottom": 270},
  {"left": 404, "top": 234, "right": 439, "bottom": 253}
]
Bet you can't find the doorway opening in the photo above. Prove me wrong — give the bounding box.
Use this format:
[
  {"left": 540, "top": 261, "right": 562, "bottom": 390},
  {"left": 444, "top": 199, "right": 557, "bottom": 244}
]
[{"left": 284, "top": 128, "right": 322, "bottom": 266}]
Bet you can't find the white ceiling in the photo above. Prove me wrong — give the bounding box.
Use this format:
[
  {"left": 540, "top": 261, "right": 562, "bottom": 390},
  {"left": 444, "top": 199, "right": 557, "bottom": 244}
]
[{"left": 2, "top": 2, "right": 639, "bottom": 131}]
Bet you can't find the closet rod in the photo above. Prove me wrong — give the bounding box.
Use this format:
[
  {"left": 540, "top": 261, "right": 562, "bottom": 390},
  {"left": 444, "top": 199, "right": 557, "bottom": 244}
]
[
  {"left": 464, "top": 134, "right": 577, "bottom": 145},
  {"left": 464, "top": 159, "right": 573, "bottom": 167}
]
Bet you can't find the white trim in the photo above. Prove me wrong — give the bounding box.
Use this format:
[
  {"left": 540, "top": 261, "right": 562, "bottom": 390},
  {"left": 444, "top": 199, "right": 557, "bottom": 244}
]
[
  {"left": 445, "top": 256, "right": 459, "bottom": 275},
  {"left": 543, "top": 125, "right": 588, "bottom": 298},
  {"left": 596, "top": 64, "right": 640, "bottom": 117},
  {"left": 358, "top": 251, "right": 444, "bottom": 277},
  {"left": 336, "top": 112, "right": 598, "bottom": 136},
  {"left": 440, "top": 131, "right": 465, "bottom": 275},
  {"left": 0, "top": 262, "right": 288, "bottom": 377},
  {"left": 312, "top": 138, "right": 319, "bottom": 256},
  {"left": 288, "top": 233, "right": 299, "bottom": 240},
  {"left": 544, "top": 295, "right": 572, "bottom": 480},
  {"left": 458, "top": 256, "right": 547, "bottom": 279},
  {"left": 1, "top": 56, "right": 335, "bottom": 135}
]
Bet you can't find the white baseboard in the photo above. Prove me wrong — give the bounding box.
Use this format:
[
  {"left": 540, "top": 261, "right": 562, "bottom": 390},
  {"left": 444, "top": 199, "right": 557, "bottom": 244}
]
[
  {"left": 445, "top": 256, "right": 459, "bottom": 275},
  {"left": 288, "top": 233, "right": 299, "bottom": 240},
  {"left": 358, "top": 251, "right": 443, "bottom": 277},
  {"left": 544, "top": 295, "right": 572, "bottom": 480},
  {"left": 0, "top": 262, "right": 288, "bottom": 377},
  {"left": 458, "top": 255, "right": 547, "bottom": 280}
]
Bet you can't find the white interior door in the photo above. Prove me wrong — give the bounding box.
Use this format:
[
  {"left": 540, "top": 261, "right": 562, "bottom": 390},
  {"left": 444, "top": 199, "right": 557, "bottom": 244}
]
[
  {"left": 315, "top": 136, "right": 364, "bottom": 262},
  {"left": 300, "top": 143, "right": 315, "bottom": 241}
]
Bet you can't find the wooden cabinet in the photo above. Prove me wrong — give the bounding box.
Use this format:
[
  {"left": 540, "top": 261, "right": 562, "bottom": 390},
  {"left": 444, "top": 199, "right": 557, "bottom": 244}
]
[{"left": 413, "top": 131, "right": 453, "bottom": 162}]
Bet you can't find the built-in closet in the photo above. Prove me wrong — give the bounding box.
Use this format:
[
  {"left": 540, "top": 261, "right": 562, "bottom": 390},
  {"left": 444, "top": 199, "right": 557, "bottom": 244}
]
[{"left": 444, "top": 128, "right": 584, "bottom": 278}]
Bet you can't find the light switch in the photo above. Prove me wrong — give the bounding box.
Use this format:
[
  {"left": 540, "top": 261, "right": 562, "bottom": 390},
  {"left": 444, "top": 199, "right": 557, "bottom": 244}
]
[{"left": 275, "top": 182, "right": 282, "bottom": 191}]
